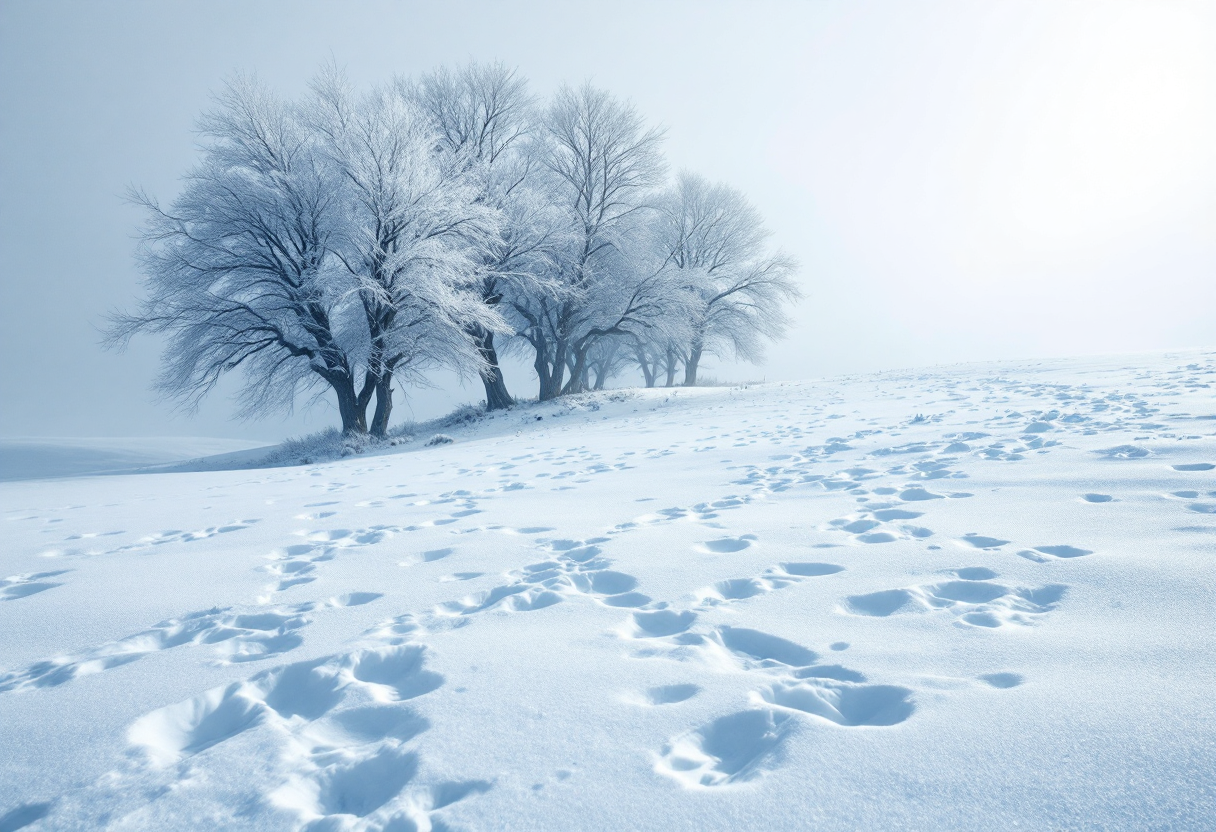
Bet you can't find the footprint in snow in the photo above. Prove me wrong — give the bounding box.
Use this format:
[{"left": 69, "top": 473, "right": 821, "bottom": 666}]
[
  {"left": 438, "top": 572, "right": 483, "bottom": 582},
  {"left": 128, "top": 643, "right": 444, "bottom": 766},
  {"left": 625, "top": 609, "right": 697, "bottom": 638},
  {"left": 979, "top": 672, "right": 1024, "bottom": 689},
  {"left": 62, "top": 530, "right": 125, "bottom": 541},
  {"left": 957, "top": 533, "right": 1010, "bottom": 550},
  {"left": 780, "top": 562, "right": 845, "bottom": 577},
  {"left": 398, "top": 547, "right": 456, "bottom": 566},
  {"left": 696, "top": 576, "right": 792, "bottom": 605},
  {"left": 758, "top": 679, "right": 914, "bottom": 726},
  {"left": 842, "top": 588, "right": 914, "bottom": 617},
  {"left": 0, "top": 802, "right": 53, "bottom": 831},
  {"left": 1098, "top": 445, "right": 1150, "bottom": 460},
  {"left": 694, "top": 562, "right": 844, "bottom": 607},
  {"left": 655, "top": 626, "right": 913, "bottom": 789},
  {"left": 624, "top": 683, "right": 701, "bottom": 707},
  {"left": 300, "top": 746, "right": 421, "bottom": 818},
  {"left": 0, "top": 604, "right": 313, "bottom": 693},
  {"left": 263, "top": 525, "right": 403, "bottom": 594},
  {"left": 329, "top": 592, "right": 383, "bottom": 607},
  {"left": 117, "top": 520, "right": 260, "bottom": 551},
  {"left": 951, "top": 566, "right": 998, "bottom": 580},
  {"left": 711, "top": 626, "right": 819, "bottom": 667},
  {"left": 437, "top": 584, "right": 562, "bottom": 616},
  {"left": 656, "top": 709, "right": 792, "bottom": 788},
  {"left": 0, "top": 570, "right": 69, "bottom": 601},
  {"left": 843, "top": 578, "right": 1066, "bottom": 628},
  {"left": 899, "top": 487, "right": 945, "bottom": 502},
  {"left": 116, "top": 637, "right": 487, "bottom": 830},
  {"left": 646, "top": 683, "right": 701, "bottom": 704},
  {"left": 1018, "top": 545, "right": 1093, "bottom": 562},
  {"left": 489, "top": 538, "right": 653, "bottom": 610},
  {"left": 696, "top": 535, "right": 757, "bottom": 553}
]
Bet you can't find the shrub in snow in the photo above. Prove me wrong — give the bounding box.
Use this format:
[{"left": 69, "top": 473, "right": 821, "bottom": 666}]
[
  {"left": 426, "top": 434, "right": 455, "bottom": 446},
  {"left": 264, "top": 428, "right": 345, "bottom": 467},
  {"left": 264, "top": 428, "right": 383, "bottom": 466}
]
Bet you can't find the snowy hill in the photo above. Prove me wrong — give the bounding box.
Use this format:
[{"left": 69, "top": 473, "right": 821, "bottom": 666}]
[
  {"left": 1, "top": 351, "right": 1214, "bottom": 831},
  {"left": 0, "top": 437, "right": 270, "bottom": 482}
]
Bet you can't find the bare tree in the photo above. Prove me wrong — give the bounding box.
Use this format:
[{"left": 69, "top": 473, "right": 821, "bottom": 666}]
[
  {"left": 309, "top": 70, "right": 506, "bottom": 437},
  {"left": 106, "top": 76, "right": 377, "bottom": 434},
  {"left": 629, "top": 330, "right": 686, "bottom": 388},
  {"left": 513, "top": 83, "right": 670, "bottom": 400},
  {"left": 657, "top": 172, "right": 801, "bottom": 385},
  {"left": 630, "top": 336, "right": 661, "bottom": 388},
  {"left": 416, "top": 61, "right": 554, "bottom": 410},
  {"left": 110, "top": 68, "right": 802, "bottom": 438},
  {"left": 585, "top": 336, "right": 630, "bottom": 390}
]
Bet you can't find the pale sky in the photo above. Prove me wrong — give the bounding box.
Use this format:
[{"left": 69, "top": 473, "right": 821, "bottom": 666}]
[{"left": 1, "top": 0, "right": 1213, "bottom": 440}]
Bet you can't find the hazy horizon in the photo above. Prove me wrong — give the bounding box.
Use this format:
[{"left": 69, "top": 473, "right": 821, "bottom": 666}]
[{"left": 2, "top": 0, "right": 1213, "bottom": 441}]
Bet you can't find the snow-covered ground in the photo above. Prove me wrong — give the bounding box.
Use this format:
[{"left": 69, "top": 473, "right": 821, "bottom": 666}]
[
  {"left": 2, "top": 351, "right": 1215, "bottom": 831},
  {"left": 0, "top": 437, "right": 269, "bottom": 482}
]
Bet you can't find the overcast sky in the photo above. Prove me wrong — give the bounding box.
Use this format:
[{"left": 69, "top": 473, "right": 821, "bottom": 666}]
[{"left": 2, "top": 0, "right": 1213, "bottom": 440}]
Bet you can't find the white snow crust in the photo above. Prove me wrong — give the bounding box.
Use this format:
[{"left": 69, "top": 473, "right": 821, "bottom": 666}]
[{"left": 2, "top": 351, "right": 1214, "bottom": 830}]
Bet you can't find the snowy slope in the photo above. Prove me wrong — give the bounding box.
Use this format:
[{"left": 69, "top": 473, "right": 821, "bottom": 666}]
[
  {"left": 0, "top": 437, "right": 270, "bottom": 482},
  {"left": 1, "top": 352, "right": 1214, "bottom": 831}
]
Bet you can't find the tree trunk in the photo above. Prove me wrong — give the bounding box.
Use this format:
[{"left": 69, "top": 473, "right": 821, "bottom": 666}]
[
  {"left": 332, "top": 378, "right": 369, "bottom": 435},
  {"left": 664, "top": 345, "right": 677, "bottom": 388},
  {"left": 561, "top": 345, "right": 589, "bottom": 395},
  {"left": 370, "top": 376, "right": 393, "bottom": 439},
  {"left": 538, "top": 340, "right": 565, "bottom": 401},
  {"left": 474, "top": 327, "right": 513, "bottom": 411},
  {"left": 633, "top": 345, "right": 655, "bottom": 388},
  {"left": 356, "top": 370, "right": 376, "bottom": 426},
  {"left": 684, "top": 343, "right": 703, "bottom": 386}
]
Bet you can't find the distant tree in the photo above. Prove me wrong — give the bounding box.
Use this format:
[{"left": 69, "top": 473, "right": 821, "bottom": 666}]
[
  {"left": 630, "top": 335, "right": 686, "bottom": 388},
  {"left": 585, "top": 337, "right": 631, "bottom": 390},
  {"left": 630, "top": 336, "right": 661, "bottom": 388},
  {"left": 656, "top": 172, "right": 800, "bottom": 385},
  {"left": 308, "top": 69, "right": 506, "bottom": 437},
  {"left": 106, "top": 77, "right": 377, "bottom": 434}
]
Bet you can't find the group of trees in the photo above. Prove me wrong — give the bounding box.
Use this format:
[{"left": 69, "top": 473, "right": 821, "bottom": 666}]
[{"left": 109, "top": 63, "right": 800, "bottom": 436}]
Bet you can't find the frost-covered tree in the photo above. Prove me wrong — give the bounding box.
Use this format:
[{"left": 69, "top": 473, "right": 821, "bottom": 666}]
[
  {"left": 630, "top": 331, "right": 686, "bottom": 388},
  {"left": 111, "top": 67, "right": 802, "bottom": 435},
  {"left": 585, "top": 337, "right": 631, "bottom": 390},
  {"left": 308, "top": 70, "right": 506, "bottom": 436},
  {"left": 106, "top": 76, "right": 378, "bottom": 434},
  {"left": 513, "top": 83, "right": 681, "bottom": 399},
  {"left": 657, "top": 172, "right": 800, "bottom": 385},
  {"left": 416, "top": 62, "right": 559, "bottom": 411}
]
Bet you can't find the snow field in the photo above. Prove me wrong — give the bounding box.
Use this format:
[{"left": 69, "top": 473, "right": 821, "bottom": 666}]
[{"left": 1, "top": 351, "right": 1215, "bottom": 830}]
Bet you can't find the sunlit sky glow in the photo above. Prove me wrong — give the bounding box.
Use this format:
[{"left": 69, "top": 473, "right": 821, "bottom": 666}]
[{"left": 1, "top": 0, "right": 1213, "bottom": 438}]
